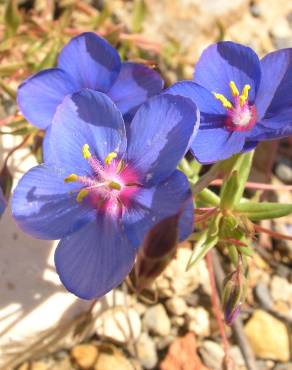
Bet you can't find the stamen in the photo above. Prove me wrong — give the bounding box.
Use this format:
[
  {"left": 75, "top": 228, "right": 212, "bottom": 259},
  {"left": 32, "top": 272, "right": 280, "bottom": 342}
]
[
  {"left": 240, "top": 84, "right": 250, "bottom": 106},
  {"left": 82, "top": 144, "right": 91, "bottom": 159},
  {"left": 108, "top": 181, "right": 121, "bottom": 190},
  {"left": 213, "top": 92, "right": 232, "bottom": 109},
  {"left": 76, "top": 188, "right": 89, "bottom": 202},
  {"left": 229, "top": 81, "right": 239, "bottom": 97},
  {"left": 64, "top": 173, "right": 78, "bottom": 183},
  {"left": 105, "top": 152, "right": 117, "bottom": 165}
]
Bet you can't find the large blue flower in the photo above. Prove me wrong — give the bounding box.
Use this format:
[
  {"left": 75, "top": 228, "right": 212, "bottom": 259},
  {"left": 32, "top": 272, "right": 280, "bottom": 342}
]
[
  {"left": 166, "top": 41, "right": 292, "bottom": 163},
  {"left": 17, "top": 32, "right": 163, "bottom": 130},
  {"left": 12, "top": 90, "right": 199, "bottom": 299},
  {"left": 0, "top": 188, "right": 6, "bottom": 217}
]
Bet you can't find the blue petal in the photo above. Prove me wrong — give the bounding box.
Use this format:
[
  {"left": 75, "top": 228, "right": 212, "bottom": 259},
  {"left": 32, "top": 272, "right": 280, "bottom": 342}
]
[
  {"left": 123, "top": 170, "right": 193, "bottom": 248},
  {"left": 55, "top": 216, "right": 136, "bottom": 299},
  {"left": 17, "top": 68, "right": 78, "bottom": 129},
  {"left": 256, "top": 49, "right": 292, "bottom": 120},
  {"left": 248, "top": 115, "right": 292, "bottom": 141},
  {"left": 194, "top": 42, "right": 261, "bottom": 103},
  {"left": 58, "top": 32, "right": 121, "bottom": 93},
  {"left": 11, "top": 165, "right": 95, "bottom": 240},
  {"left": 166, "top": 81, "right": 226, "bottom": 129},
  {"left": 108, "top": 62, "right": 164, "bottom": 124},
  {"left": 191, "top": 128, "right": 246, "bottom": 164},
  {"left": 178, "top": 195, "right": 194, "bottom": 242},
  {"left": 44, "top": 90, "right": 126, "bottom": 172},
  {"left": 126, "top": 94, "right": 199, "bottom": 185},
  {"left": 0, "top": 188, "right": 6, "bottom": 217}
]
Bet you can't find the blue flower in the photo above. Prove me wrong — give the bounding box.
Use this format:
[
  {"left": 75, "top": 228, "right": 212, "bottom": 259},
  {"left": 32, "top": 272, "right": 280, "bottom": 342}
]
[
  {"left": 12, "top": 90, "right": 199, "bottom": 299},
  {"left": 166, "top": 41, "right": 292, "bottom": 163},
  {"left": 0, "top": 188, "right": 6, "bottom": 217},
  {"left": 17, "top": 32, "right": 163, "bottom": 130}
]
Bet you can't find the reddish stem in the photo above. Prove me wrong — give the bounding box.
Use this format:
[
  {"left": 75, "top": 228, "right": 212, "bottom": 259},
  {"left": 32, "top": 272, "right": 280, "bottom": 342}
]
[
  {"left": 206, "top": 251, "right": 231, "bottom": 359},
  {"left": 211, "top": 179, "right": 292, "bottom": 192},
  {"left": 253, "top": 223, "right": 292, "bottom": 241}
]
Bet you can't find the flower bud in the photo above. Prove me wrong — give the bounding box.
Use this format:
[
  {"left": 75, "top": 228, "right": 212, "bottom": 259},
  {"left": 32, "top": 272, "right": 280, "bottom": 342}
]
[
  {"left": 133, "top": 215, "right": 179, "bottom": 292},
  {"left": 222, "top": 270, "right": 246, "bottom": 325}
]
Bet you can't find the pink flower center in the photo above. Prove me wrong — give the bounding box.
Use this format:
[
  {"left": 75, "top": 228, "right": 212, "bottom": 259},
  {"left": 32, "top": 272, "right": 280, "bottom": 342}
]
[
  {"left": 64, "top": 145, "right": 140, "bottom": 218},
  {"left": 213, "top": 81, "right": 257, "bottom": 132}
]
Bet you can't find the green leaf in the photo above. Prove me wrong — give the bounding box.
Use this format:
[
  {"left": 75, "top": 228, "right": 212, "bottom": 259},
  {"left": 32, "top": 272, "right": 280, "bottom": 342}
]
[
  {"left": 235, "top": 201, "right": 292, "bottom": 220},
  {"left": 220, "top": 151, "right": 254, "bottom": 209},
  {"left": 187, "top": 232, "right": 218, "bottom": 270},
  {"left": 4, "top": 0, "right": 20, "bottom": 37}
]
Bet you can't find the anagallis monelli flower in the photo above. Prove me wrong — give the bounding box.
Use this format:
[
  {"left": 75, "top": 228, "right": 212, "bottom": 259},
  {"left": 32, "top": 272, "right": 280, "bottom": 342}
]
[
  {"left": 17, "top": 32, "right": 163, "bottom": 130},
  {"left": 166, "top": 41, "right": 292, "bottom": 163},
  {"left": 12, "top": 90, "right": 199, "bottom": 299}
]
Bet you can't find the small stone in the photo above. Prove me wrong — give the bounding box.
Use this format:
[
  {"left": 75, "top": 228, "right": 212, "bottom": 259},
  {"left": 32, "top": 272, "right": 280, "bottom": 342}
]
[
  {"left": 244, "top": 310, "right": 289, "bottom": 362},
  {"left": 160, "top": 333, "right": 209, "bottom": 370},
  {"left": 250, "top": 2, "right": 262, "bottom": 17},
  {"left": 199, "top": 340, "right": 224, "bottom": 370},
  {"left": 155, "top": 335, "right": 175, "bottom": 351},
  {"left": 171, "top": 316, "right": 185, "bottom": 327},
  {"left": 18, "top": 361, "right": 50, "bottom": 370},
  {"left": 51, "top": 356, "right": 73, "bottom": 370},
  {"left": 275, "top": 160, "right": 292, "bottom": 184},
  {"left": 71, "top": 344, "right": 98, "bottom": 369},
  {"left": 155, "top": 248, "right": 210, "bottom": 297},
  {"left": 274, "top": 363, "right": 292, "bottom": 370},
  {"left": 165, "top": 297, "right": 188, "bottom": 316},
  {"left": 143, "top": 304, "right": 171, "bottom": 336},
  {"left": 94, "top": 344, "right": 133, "bottom": 370},
  {"left": 136, "top": 333, "right": 158, "bottom": 369},
  {"left": 270, "top": 275, "right": 292, "bottom": 306},
  {"left": 186, "top": 307, "right": 210, "bottom": 337},
  {"left": 230, "top": 346, "right": 245, "bottom": 368},
  {"left": 31, "top": 362, "right": 48, "bottom": 370},
  {"left": 254, "top": 283, "right": 273, "bottom": 309},
  {"left": 95, "top": 307, "right": 141, "bottom": 343}
]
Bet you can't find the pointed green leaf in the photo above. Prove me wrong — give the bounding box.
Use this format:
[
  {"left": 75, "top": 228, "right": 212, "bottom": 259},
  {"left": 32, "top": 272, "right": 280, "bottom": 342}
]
[
  {"left": 235, "top": 201, "right": 292, "bottom": 220},
  {"left": 187, "top": 233, "right": 219, "bottom": 270},
  {"left": 220, "top": 151, "right": 254, "bottom": 209}
]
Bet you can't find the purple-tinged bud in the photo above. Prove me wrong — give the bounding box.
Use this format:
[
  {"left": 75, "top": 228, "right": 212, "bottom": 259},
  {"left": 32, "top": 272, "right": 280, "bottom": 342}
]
[
  {"left": 133, "top": 215, "right": 179, "bottom": 292},
  {"left": 222, "top": 270, "right": 246, "bottom": 326}
]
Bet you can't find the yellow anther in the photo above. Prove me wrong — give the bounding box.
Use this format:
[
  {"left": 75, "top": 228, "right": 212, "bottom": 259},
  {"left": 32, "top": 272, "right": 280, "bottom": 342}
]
[
  {"left": 105, "top": 151, "right": 117, "bottom": 165},
  {"left": 213, "top": 92, "right": 233, "bottom": 109},
  {"left": 108, "top": 181, "right": 121, "bottom": 190},
  {"left": 240, "top": 84, "right": 251, "bottom": 106},
  {"left": 64, "top": 173, "right": 78, "bottom": 183},
  {"left": 76, "top": 188, "right": 89, "bottom": 202},
  {"left": 229, "top": 81, "right": 239, "bottom": 97},
  {"left": 82, "top": 144, "right": 91, "bottom": 159}
]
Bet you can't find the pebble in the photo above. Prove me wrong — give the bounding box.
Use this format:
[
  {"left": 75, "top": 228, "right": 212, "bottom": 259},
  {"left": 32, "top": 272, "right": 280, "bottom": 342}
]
[
  {"left": 230, "top": 346, "right": 245, "bottom": 368},
  {"left": 94, "top": 344, "right": 133, "bottom": 370},
  {"left": 199, "top": 340, "right": 224, "bottom": 370},
  {"left": 71, "top": 344, "right": 98, "bottom": 369},
  {"left": 95, "top": 307, "right": 141, "bottom": 343},
  {"left": 270, "top": 17, "right": 292, "bottom": 48},
  {"left": 244, "top": 309, "right": 290, "bottom": 362},
  {"left": 270, "top": 275, "right": 292, "bottom": 306},
  {"left": 186, "top": 307, "right": 210, "bottom": 337},
  {"left": 275, "top": 160, "right": 292, "bottom": 184},
  {"left": 143, "top": 304, "right": 171, "bottom": 336},
  {"left": 155, "top": 248, "right": 210, "bottom": 297},
  {"left": 165, "top": 297, "right": 188, "bottom": 316},
  {"left": 18, "top": 362, "right": 48, "bottom": 370},
  {"left": 171, "top": 316, "right": 185, "bottom": 327},
  {"left": 136, "top": 333, "right": 158, "bottom": 369},
  {"left": 254, "top": 282, "right": 273, "bottom": 309}
]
